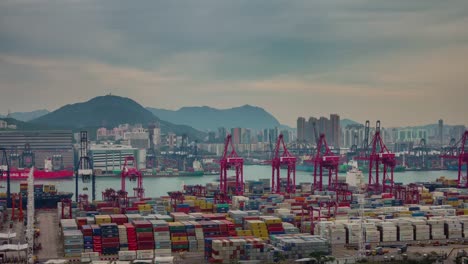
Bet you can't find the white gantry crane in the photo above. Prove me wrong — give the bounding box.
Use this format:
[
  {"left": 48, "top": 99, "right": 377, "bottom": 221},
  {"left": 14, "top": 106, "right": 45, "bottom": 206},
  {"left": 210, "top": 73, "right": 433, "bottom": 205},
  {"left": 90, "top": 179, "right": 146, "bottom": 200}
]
[
  {"left": 26, "top": 167, "right": 35, "bottom": 263},
  {"left": 357, "top": 192, "right": 366, "bottom": 260}
]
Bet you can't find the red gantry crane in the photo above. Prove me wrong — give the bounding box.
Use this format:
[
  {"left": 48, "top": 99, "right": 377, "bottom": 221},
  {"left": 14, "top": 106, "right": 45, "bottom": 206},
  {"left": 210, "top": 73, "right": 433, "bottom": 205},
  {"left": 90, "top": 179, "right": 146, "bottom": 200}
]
[
  {"left": 169, "top": 191, "right": 184, "bottom": 212},
  {"left": 441, "top": 130, "right": 468, "bottom": 187},
  {"left": 356, "top": 121, "right": 396, "bottom": 193},
  {"left": 121, "top": 156, "right": 144, "bottom": 199},
  {"left": 219, "top": 135, "right": 244, "bottom": 195},
  {"left": 271, "top": 134, "right": 297, "bottom": 194},
  {"left": 310, "top": 132, "right": 340, "bottom": 192}
]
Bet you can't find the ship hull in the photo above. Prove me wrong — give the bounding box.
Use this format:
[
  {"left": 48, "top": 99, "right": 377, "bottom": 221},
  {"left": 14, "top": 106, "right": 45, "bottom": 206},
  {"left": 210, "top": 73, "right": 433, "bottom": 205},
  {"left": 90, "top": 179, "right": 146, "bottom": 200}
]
[
  {"left": 141, "top": 171, "right": 204, "bottom": 177},
  {"left": 15, "top": 193, "right": 74, "bottom": 209},
  {"left": 1, "top": 168, "right": 74, "bottom": 180},
  {"left": 448, "top": 164, "right": 467, "bottom": 171}
]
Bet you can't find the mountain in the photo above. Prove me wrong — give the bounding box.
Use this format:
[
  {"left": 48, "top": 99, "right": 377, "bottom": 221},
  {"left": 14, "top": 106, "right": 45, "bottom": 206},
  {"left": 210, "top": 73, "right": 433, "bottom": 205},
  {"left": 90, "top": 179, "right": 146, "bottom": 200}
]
[
  {"left": 147, "top": 105, "right": 282, "bottom": 131},
  {"left": 340, "top": 118, "right": 361, "bottom": 128},
  {"left": 5, "top": 110, "right": 50, "bottom": 122},
  {"left": 30, "top": 95, "right": 205, "bottom": 140},
  {"left": 0, "top": 117, "right": 55, "bottom": 130}
]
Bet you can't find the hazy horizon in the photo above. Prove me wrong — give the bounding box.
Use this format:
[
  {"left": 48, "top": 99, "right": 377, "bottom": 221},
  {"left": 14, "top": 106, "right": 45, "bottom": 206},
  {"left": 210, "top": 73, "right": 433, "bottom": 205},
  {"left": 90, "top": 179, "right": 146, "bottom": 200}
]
[{"left": 1, "top": 0, "right": 467, "bottom": 127}]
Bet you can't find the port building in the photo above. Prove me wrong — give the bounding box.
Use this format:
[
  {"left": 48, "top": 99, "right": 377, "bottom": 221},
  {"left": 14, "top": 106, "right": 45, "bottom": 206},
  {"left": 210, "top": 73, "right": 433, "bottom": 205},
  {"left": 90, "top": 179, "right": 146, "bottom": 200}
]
[
  {"left": 0, "top": 130, "right": 73, "bottom": 169},
  {"left": 89, "top": 143, "right": 144, "bottom": 176}
]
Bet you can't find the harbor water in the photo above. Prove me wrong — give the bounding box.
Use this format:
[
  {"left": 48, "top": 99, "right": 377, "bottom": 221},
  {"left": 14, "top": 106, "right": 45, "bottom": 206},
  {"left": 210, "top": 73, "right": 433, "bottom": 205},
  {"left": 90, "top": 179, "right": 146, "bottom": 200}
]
[{"left": 2, "top": 165, "right": 458, "bottom": 198}]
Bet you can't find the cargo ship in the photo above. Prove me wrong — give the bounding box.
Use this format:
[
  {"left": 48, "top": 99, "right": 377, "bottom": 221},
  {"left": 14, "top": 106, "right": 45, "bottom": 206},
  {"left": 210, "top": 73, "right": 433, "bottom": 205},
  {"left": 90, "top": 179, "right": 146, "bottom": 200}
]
[
  {"left": 0, "top": 159, "right": 74, "bottom": 180},
  {"left": 141, "top": 169, "right": 204, "bottom": 177},
  {"left": 16, "top": 182, "right": 73, "bottom": 209}
]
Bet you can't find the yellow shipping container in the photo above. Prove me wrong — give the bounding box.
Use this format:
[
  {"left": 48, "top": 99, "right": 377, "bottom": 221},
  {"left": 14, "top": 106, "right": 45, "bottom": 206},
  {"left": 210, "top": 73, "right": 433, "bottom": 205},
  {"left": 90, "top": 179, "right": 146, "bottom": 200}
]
[
  {"left": 236, "top": 230, "right": 253, "bottom": 236},
  {"left": 399, "top": 211, "right": 411, "bottom": 215},
  {"left": 168, "top": 222, "right": 184, "bottom": 227},
  {"left": 171, "top": 236, "right": 188, "bottom": 242},
  {"left": 263, "top": 219, "right": 282, "bottom": 225},
  {"left": 95, "top": 215, "right": 111, "bottom": 224}
]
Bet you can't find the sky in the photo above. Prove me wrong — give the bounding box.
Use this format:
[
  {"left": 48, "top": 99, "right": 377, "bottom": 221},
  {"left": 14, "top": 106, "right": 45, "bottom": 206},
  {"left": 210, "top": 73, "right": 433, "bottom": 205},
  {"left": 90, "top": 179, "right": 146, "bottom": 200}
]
[{"left": 0, "top": 0, "right": 467, "bottom": 127}]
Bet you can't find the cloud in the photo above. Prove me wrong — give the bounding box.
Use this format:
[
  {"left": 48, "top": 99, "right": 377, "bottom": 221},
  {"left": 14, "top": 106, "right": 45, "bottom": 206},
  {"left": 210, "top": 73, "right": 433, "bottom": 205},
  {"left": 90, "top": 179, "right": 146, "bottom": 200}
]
[{"left": 0, "top": 0, "right": 467, "bottom": 127}]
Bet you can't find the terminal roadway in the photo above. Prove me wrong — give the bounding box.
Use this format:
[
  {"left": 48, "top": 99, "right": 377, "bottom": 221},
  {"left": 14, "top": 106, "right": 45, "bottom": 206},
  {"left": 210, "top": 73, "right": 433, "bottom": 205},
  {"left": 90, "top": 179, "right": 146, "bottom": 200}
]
[{"left": 36, "top": 210, "right": 61, "bottom": 261}]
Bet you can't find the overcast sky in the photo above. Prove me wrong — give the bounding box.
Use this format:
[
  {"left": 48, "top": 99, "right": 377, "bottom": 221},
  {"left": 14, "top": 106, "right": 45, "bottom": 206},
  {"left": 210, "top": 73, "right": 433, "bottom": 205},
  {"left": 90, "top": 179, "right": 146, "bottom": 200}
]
[{"left": 0, "top": 0, "right": 467, "bottom": 127}]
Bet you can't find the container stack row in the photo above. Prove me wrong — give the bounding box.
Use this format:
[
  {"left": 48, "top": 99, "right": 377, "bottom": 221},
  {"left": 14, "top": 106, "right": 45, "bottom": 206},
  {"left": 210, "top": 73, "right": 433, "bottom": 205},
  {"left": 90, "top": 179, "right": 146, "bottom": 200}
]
[
  {"left": 244, "top": 220, "right": 269, "bottom": 240},
  {"left": 124, "top": 223, "right": 137, "bottom": 251},
  {"left": 428, "top": 218, "right": 446, "bottom": 240},
  {"left": 134, "top": 220, "right": 154, "bottom": 250},
  {"left": 205, "top": 237, "right": 270, "bottom": 263},
  {"left": 118, "top": 225, "right": 128, "bottom": 251},
  {"left": 376, "top": 221, "right": 397, "bottom": 242},
  {"left": 445, "top": 217, "right": 463, "bottom": 239},
  {"left": 81, "top": 225, "right": 94, "bottom": 253},
  {"left": 394, "top": 219, "right": 414, "bottom": 241},
  {"left": 168, "top": 222, "right": 188, "bottom": 252},
  {"left": 270, "top": 234, "right": 331, "bottom": 259},
  {"left": 260, "top": 216, "right": 285, "bottom": 236},
  {"left": 101, "top": 223, "right": 119, "bottom": 255},
  {"left": 150, "top": 220, "right": 171, "bottom": 255},
  {"left": 92, "top": 225, "right": 102, "bottom": 254},
  {"left": 60, "top": 219, "right": 83, "bottom": 258}
]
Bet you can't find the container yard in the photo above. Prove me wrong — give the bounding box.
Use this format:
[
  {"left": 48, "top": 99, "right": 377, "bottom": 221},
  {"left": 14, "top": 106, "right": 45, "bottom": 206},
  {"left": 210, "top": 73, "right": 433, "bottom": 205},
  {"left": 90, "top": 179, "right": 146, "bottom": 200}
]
[
  {"left": 29, "top": 181, "right": 468, "bottom": 263},
  {"left": 0, "top": 130, "right": 466, "bottom": 263}
]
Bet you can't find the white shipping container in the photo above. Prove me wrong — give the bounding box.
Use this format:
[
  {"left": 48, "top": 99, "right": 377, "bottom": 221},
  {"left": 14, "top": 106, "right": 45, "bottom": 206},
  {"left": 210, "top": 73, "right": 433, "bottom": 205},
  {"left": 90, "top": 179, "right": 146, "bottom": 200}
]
[
  {"left": 118, "top": 251, "right": 136, "bottom": 261},
  {"left": 137, "top": 250, "right": 155, "bottom": 260}
]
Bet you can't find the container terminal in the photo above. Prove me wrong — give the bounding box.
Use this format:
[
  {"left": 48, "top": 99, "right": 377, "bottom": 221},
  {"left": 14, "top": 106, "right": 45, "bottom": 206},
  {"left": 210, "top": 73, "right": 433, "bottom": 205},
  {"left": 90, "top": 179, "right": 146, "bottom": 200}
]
[{"left": 0, "top": 124, "right": 466, "bottom": 264}]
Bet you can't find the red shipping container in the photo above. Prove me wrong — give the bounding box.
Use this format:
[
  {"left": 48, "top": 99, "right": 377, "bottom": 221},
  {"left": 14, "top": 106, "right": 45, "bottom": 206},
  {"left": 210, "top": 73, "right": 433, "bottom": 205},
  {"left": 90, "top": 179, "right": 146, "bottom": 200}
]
[
  {"left": 172, "top": 241, "right": 189, "bottom": 246},
  {"left": 137, "top": 232, "right": 154, "bottom": 240},
  {"left": 153, "top": 227, "right": 169, "bottom": 232},
  {"left": 102, "top": 242, "right": 120, "bottom": 248},
  {"left": 96, "top": 202, "right": 112, "bottom": 208},
  {"left": 101, "top": 237, "right": 119, "bottom": 243},
  {"left": 132, "top": 220, "right": 152, "bottom": 228},
  {"left": 137, "top": 242, "right": 155, "bottom": 250},
  {"left": 267, "top": 226, "right": 284, "bottom": 232}
]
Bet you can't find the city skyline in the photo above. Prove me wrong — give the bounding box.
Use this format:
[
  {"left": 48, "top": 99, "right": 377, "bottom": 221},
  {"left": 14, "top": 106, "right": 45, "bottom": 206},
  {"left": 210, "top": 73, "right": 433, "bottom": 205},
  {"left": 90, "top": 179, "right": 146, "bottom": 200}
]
[{"left": 1, "top": 0, "right": 467, "bottom": 127}]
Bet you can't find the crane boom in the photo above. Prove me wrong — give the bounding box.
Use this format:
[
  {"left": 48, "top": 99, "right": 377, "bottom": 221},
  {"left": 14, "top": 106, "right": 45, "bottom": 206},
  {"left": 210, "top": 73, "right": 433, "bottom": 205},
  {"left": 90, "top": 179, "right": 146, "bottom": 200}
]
[
  {"left": 312, "top": 122, "right": 319, "bottom": 146},
  {"left": 362, "top": 120, "right": 370, "bottom": 153}
]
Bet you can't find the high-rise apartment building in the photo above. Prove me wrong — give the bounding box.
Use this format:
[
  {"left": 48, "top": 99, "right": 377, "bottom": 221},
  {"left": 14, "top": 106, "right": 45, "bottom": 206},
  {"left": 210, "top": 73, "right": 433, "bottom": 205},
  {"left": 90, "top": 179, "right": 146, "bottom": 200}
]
[
  {"left": 438, "top": 119, "right": 443, "bottom": 146},
  {"left": 450, "top": 125, "right": 466, "bottom": 141},
  {"left": 297, "top": 117, "right": 306, "bottom": 142},
  {"left": 218, "top": 127, "right": 227, "bottom": 142},
  {"left": 330, "top": 114, "right": 340, "bottom": 148},
  {"left": 317, "top": 117, "right": 329, "bottom": 137},
  {"left": 306, "top": 117, "right": 317, "bottom": 143},
  {"left": 343, "top": 124, "right": 364, "bottom": 148},
  {"left": 231, "top": 128, "right": 241, "bottom": 144}
]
